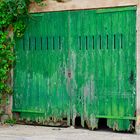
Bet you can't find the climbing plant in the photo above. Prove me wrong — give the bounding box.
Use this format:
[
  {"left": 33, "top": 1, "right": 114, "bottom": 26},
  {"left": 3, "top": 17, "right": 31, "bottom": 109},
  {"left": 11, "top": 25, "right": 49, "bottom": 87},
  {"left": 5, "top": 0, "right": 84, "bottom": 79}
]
[{"left": 0, "top": 0, "right": 43, "bottom": 115}]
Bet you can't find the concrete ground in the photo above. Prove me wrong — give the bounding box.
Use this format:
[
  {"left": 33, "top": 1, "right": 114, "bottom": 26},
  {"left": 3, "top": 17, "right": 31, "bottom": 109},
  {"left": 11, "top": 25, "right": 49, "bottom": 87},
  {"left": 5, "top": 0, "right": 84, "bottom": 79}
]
[{"left": 0, "top": 125, "right": 140, "bottom": 140}]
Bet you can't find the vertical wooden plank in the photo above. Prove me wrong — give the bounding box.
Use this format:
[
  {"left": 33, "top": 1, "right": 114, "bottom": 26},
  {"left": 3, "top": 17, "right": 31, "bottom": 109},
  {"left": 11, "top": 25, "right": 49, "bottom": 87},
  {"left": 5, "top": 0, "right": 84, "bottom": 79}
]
[
  {"left": 91, "top": 13, "right": 98, "bottom": 129},
  {"left": 130, "top": 10, "right": 136, "bottom": 119},
  {"left": 93, "top": 18, "right": 98, "bottom": 128},
  {"left": 117, "top": 12, "right": 126, "bottom": 130},
  {"left": 102, "top": 12, "right": 112, "bottom": 118},
  {"left": 96, "top": 13, "right": 104, "bottom": 116},
  {"left": 123, "top": 11, "right": 132, "bottom": 130},
  {"left": 69, "top": 10, "right": 81, "bottom": 126}
]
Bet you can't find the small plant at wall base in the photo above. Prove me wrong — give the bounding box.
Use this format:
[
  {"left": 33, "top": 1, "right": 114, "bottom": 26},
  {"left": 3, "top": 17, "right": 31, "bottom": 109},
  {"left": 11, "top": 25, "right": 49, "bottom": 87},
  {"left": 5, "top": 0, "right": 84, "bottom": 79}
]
[{"left": 0, "top": 0, "right": 43, "bottom": 122}]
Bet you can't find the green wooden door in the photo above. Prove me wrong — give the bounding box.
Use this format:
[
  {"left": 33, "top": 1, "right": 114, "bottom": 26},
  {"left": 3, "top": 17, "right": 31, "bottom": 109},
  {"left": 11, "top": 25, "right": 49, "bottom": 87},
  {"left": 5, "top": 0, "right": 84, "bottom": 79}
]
[
  {"left": 13, "top": 7, "right": 136, "bottom": 131},
  {"left": 13, "top": 11, "right": 71, "bottom": 125},
  {"left": 69, "top": 7, "right": 136, "bottom": 131}
]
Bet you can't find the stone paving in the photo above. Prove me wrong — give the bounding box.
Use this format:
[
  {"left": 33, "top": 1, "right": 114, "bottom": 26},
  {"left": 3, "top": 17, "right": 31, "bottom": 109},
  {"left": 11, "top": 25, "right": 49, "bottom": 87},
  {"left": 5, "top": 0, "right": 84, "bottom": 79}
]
[{"left": 0, "top": 125, "right": 139, "bottom": 140}]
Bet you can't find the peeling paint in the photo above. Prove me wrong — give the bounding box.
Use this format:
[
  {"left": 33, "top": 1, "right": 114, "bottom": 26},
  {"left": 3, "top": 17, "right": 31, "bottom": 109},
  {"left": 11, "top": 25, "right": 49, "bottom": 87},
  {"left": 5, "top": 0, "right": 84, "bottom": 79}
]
[{"left": 13, "top": 7, "right": 136, "bottom": 131}]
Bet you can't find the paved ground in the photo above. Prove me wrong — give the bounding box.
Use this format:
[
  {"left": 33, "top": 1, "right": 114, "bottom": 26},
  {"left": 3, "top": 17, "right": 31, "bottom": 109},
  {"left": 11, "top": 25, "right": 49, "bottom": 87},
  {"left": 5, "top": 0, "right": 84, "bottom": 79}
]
[{"left": 0, "top": 125, "right": 140, "bottom": 140}]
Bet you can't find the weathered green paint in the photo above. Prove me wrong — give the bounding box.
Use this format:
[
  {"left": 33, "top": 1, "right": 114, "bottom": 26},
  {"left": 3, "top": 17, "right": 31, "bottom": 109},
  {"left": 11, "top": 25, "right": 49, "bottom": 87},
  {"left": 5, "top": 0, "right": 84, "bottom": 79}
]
[{"left": 13, "top": 6, "right": 136, "bottom": 131}]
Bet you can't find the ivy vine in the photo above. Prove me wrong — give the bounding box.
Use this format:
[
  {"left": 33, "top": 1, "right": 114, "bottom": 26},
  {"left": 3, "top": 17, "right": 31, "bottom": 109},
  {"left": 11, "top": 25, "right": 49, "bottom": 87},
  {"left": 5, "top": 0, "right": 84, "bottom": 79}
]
[{"left": 0, "top": 0, "right": 43, "bottom": 115}]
